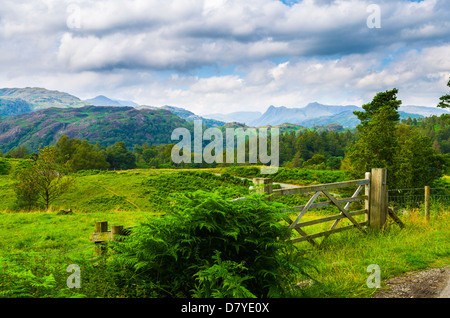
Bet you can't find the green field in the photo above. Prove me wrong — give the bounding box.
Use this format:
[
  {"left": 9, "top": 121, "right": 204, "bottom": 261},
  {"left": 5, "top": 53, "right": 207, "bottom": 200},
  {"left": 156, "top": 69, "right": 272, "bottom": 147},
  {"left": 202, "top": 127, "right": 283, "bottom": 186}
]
[{"left": 0, "top": 166, "right": 449, "bottom": 298}]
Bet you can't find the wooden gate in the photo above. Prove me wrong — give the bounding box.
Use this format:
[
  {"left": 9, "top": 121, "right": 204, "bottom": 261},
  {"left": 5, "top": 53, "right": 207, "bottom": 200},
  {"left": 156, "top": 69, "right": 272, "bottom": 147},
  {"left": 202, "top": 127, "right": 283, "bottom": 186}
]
[{"left": 254, "top": 168, "right": 404, "bottom": 246}]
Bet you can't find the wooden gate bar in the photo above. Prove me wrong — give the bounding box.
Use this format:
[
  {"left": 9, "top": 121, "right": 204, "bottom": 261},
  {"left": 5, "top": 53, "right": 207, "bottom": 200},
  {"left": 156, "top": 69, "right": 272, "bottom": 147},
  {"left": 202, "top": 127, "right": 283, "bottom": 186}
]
[
  {"left": 290, "top": 221, "right": 368, "bottom": 244},
  {"left": 321, "top": 190, "right": 367, "bottom": 233},
  {"left": 287, "top": 195, "right": 367, "bottom": 212},
  {"left": 328, "top": 184, "right": 364, "bottom": 232},
  {"left": 293, "top": 209, "right": 367, "bottom": 229},
  {"left": 289, "top": 191, "right": 322, "bottom": 229},
  {"left": 273, "top": 179, "right": 369, "bottom": 197}
]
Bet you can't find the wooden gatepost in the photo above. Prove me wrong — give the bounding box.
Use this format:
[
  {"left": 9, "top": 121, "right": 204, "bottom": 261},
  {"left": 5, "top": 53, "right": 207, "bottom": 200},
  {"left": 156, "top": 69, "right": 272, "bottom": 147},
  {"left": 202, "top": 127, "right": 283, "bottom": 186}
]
[{"left": 368, "top": 168, "right": 388, "bottom": 229}]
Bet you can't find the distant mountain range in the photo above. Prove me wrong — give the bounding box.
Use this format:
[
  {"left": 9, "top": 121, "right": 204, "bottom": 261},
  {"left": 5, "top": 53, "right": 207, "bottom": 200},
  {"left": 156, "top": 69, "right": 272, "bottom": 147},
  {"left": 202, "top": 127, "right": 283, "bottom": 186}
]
[
  {"left": 0, "top": 87, "right": 222, "bottom": 127},
  {"left": 0, "top": 87, "right": 449, "bottom": 154},
  {"left": 204, "top": 103, "right": 448, "bottom": 128},
  {"left": 203, "top": 111, "right": 263, "bottom": 125}
]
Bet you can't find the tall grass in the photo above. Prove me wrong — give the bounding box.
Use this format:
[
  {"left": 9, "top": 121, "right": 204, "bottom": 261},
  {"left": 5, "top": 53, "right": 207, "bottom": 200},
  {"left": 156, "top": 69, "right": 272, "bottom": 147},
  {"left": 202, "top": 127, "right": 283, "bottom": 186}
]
[
  {"left": 0, "top": 169, "right": 448, "bottom": 298},
  {"left": 294, "top": 202, "right": 450, "bottom": 298}
]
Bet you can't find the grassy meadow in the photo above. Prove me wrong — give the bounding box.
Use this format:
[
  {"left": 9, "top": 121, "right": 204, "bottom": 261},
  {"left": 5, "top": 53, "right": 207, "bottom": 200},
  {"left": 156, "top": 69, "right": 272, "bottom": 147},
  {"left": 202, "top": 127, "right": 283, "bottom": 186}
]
[{"left": 0, "top": 164, "right": 449, "bottom": 298}]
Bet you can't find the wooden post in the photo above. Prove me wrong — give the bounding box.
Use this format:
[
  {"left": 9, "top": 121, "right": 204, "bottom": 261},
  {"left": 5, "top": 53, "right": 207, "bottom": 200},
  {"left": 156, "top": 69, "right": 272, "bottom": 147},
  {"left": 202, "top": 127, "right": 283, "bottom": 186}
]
[
  {"left": 425, "top": 186, "right": 430, "bottom": 222},
  {"left": 94, "top": 221, "right": 108, "bottom": 256},
  {"left": 111, "top": 225, "right": 124, "bottom": 241},
  {"left": 253, "top": 178, "right": 273, "bottom": 201},
  {"left": 364, "top": 172, "right": 371, "bottom": 223},
  {"left": 369, "top": 168, "right": 388, "bottom": 229},
  {"left": 95, "top": 221, "right": 108, "bottom": 233}
]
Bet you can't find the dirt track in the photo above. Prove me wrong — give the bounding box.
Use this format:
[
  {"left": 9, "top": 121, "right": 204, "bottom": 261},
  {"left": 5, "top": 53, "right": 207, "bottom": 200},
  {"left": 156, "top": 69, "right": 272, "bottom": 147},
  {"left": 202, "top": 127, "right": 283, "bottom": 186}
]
[{"left": 372, "top": 266, "right": 450, "bottom": 298}]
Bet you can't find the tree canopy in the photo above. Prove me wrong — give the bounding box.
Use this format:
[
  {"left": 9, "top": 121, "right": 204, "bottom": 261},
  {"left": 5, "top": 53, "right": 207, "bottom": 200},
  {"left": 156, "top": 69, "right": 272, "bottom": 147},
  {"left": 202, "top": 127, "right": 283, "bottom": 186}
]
[
  {"left": 344, "top": 88, "right": 445, "bottom": 189},
  {"left": 437, "top": 77, "right": 450, "bottom": 109}
]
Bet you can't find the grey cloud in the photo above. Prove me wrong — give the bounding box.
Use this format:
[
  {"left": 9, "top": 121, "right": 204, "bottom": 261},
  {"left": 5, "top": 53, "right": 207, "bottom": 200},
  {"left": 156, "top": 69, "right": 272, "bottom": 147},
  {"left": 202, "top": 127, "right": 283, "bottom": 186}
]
[{"left": 51, "top": 0, "right": 450, "bottom": 73}]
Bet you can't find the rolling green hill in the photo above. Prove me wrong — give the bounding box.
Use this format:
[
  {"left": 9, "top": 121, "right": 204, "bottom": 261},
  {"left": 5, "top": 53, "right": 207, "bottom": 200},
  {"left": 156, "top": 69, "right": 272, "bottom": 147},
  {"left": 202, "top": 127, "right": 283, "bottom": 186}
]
[{"left": 0, "top": 106, "right": 193, "bottom": 154}]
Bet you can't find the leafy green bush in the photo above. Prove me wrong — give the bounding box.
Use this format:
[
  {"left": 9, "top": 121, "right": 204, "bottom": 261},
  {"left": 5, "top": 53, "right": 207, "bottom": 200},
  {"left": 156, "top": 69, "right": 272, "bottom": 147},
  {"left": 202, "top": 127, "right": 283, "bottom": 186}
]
[
  {"left": 141, "top": 171, "right": 251, "bottom": 211},
  {"left": 0, "top": 159, "right": 11, "bottom": 175},
  {"left": 0, "top": 259, "right": 86, "bottom": 298},
  {"left": 108, "top": 191, "right": 313, "bottom": 298}
]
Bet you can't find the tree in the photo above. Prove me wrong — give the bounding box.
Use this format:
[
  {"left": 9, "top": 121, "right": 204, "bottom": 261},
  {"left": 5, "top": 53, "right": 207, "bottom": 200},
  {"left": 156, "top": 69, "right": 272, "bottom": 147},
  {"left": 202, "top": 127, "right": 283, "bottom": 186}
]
[
  {"left": 55, "top": 135, "right": 81, "bottom": 163},
  {"left": 142, "top": 148, "right": 158, "bottom": 163},
  {"left": 393, "top": 125, "right": 444, "bottom": 189},
  {"left": 345, "top": 89, "right": 401, "bottom": 185},
  {"left": 353, "top": 88, "right": 401, "bottom": 124},
  {"left": 5, "top": 145, "right": 30, "bottom": 159},
  {"left": 345, "top": 89, "right": 444, "bottom": 189},
  {"left": 437, "top": 77, "right": 450, "bottom": 109},
  {"left": 303, "top": 154, "right": 327, "bottom": 170},
  {"left": 106, "top": 142, "right": 136, "bottom": 170},
  {"left": 67, "top": 140, "right": 110, "bottom": 172},
  {"left": 327, "top": 156, "right": 343, "bottom": 170},
  {"left": 12, "top": 161, "right": 39, "bottom": 211},
  {"left": 13, "top": 147, "right": 74, "bottom": 211}
]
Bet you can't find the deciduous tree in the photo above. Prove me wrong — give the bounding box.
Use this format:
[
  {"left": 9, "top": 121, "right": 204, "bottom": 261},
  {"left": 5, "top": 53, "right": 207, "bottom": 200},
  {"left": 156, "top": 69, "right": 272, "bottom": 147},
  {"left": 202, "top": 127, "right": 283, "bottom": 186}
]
[{"left": 13, "top": 147, "right": 74, "bottom": 211}]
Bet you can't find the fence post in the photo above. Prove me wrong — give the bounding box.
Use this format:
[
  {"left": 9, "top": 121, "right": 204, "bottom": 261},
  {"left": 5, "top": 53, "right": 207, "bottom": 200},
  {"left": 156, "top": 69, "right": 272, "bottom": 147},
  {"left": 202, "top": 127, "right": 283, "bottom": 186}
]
[
  {"left": 111, "top": 225, "right": 124, "bottom": 241},
  {"left": 425, "top": 186, "right": 430, "bottom": 222},
  {"left": 364, "top": 172, "right": 371, "bottom": 223},
  {"left": 93, "top": 221, "right": 108, "bottom": 256},
  {"left": 369, "top": 168, "right": 388, "bottom": 229},
  {"left": 253, "top": 178, "right": 273, "bottom": 201}
]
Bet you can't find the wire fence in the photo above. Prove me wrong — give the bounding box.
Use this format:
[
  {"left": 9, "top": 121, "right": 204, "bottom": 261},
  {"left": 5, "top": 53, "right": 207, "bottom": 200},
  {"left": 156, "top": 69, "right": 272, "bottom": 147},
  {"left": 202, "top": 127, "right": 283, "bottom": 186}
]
[{"left": 388, "top": 187, "right": 450, "bottom": 208}]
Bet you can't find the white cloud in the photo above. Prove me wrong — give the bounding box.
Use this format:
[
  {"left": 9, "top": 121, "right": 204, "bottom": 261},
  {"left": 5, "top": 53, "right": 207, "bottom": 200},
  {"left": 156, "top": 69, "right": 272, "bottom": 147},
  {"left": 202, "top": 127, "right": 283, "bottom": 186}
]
[{"left": 0, "top": 0, "right": 449, "bottom": 114}]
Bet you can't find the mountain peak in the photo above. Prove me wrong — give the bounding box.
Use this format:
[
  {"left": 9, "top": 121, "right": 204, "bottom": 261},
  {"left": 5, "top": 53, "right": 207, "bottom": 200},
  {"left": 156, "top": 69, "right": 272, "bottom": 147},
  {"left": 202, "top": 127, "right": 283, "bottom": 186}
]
[
  {"left": 250, "top": 103, "right": 361, "bottom": 127},
  {"left": 0, "top": 87, "right": 88, "bottom": 110},
  {"left": 85, "top": 95, "right": 138, "bottom": 107}
]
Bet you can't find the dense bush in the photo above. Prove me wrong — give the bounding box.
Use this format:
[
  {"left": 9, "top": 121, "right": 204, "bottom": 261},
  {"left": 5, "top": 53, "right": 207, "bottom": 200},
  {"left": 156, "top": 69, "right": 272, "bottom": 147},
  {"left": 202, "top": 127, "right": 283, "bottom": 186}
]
[
  {"left": 141, "top": 171, "right": 251, "bottom": 211},
  {"left": 108, "top": 191, "right": 313, "bottom": 298},
  {"left": 0, "top": 159, "right": 11, "bottom": 175}
]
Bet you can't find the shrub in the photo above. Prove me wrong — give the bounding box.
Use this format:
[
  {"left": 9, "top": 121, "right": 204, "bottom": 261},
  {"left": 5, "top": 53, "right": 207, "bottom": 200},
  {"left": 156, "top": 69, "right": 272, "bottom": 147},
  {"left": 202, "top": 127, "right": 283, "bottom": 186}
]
[
  {"left": 140, "top": 171, "right": 251, "bottom": 211},
  {"left": 0, "top": 159, "right": 11, "bottom": 175},
  {"left": 108, "top": 191, "right": 313, "bottom": 298}
]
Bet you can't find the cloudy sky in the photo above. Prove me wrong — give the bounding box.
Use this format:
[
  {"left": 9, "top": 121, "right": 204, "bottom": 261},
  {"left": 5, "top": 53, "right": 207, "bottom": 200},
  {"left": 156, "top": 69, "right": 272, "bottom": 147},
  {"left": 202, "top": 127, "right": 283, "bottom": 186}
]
[{"left": 1, "top": 0, "right": 449, "bottom": 115}]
